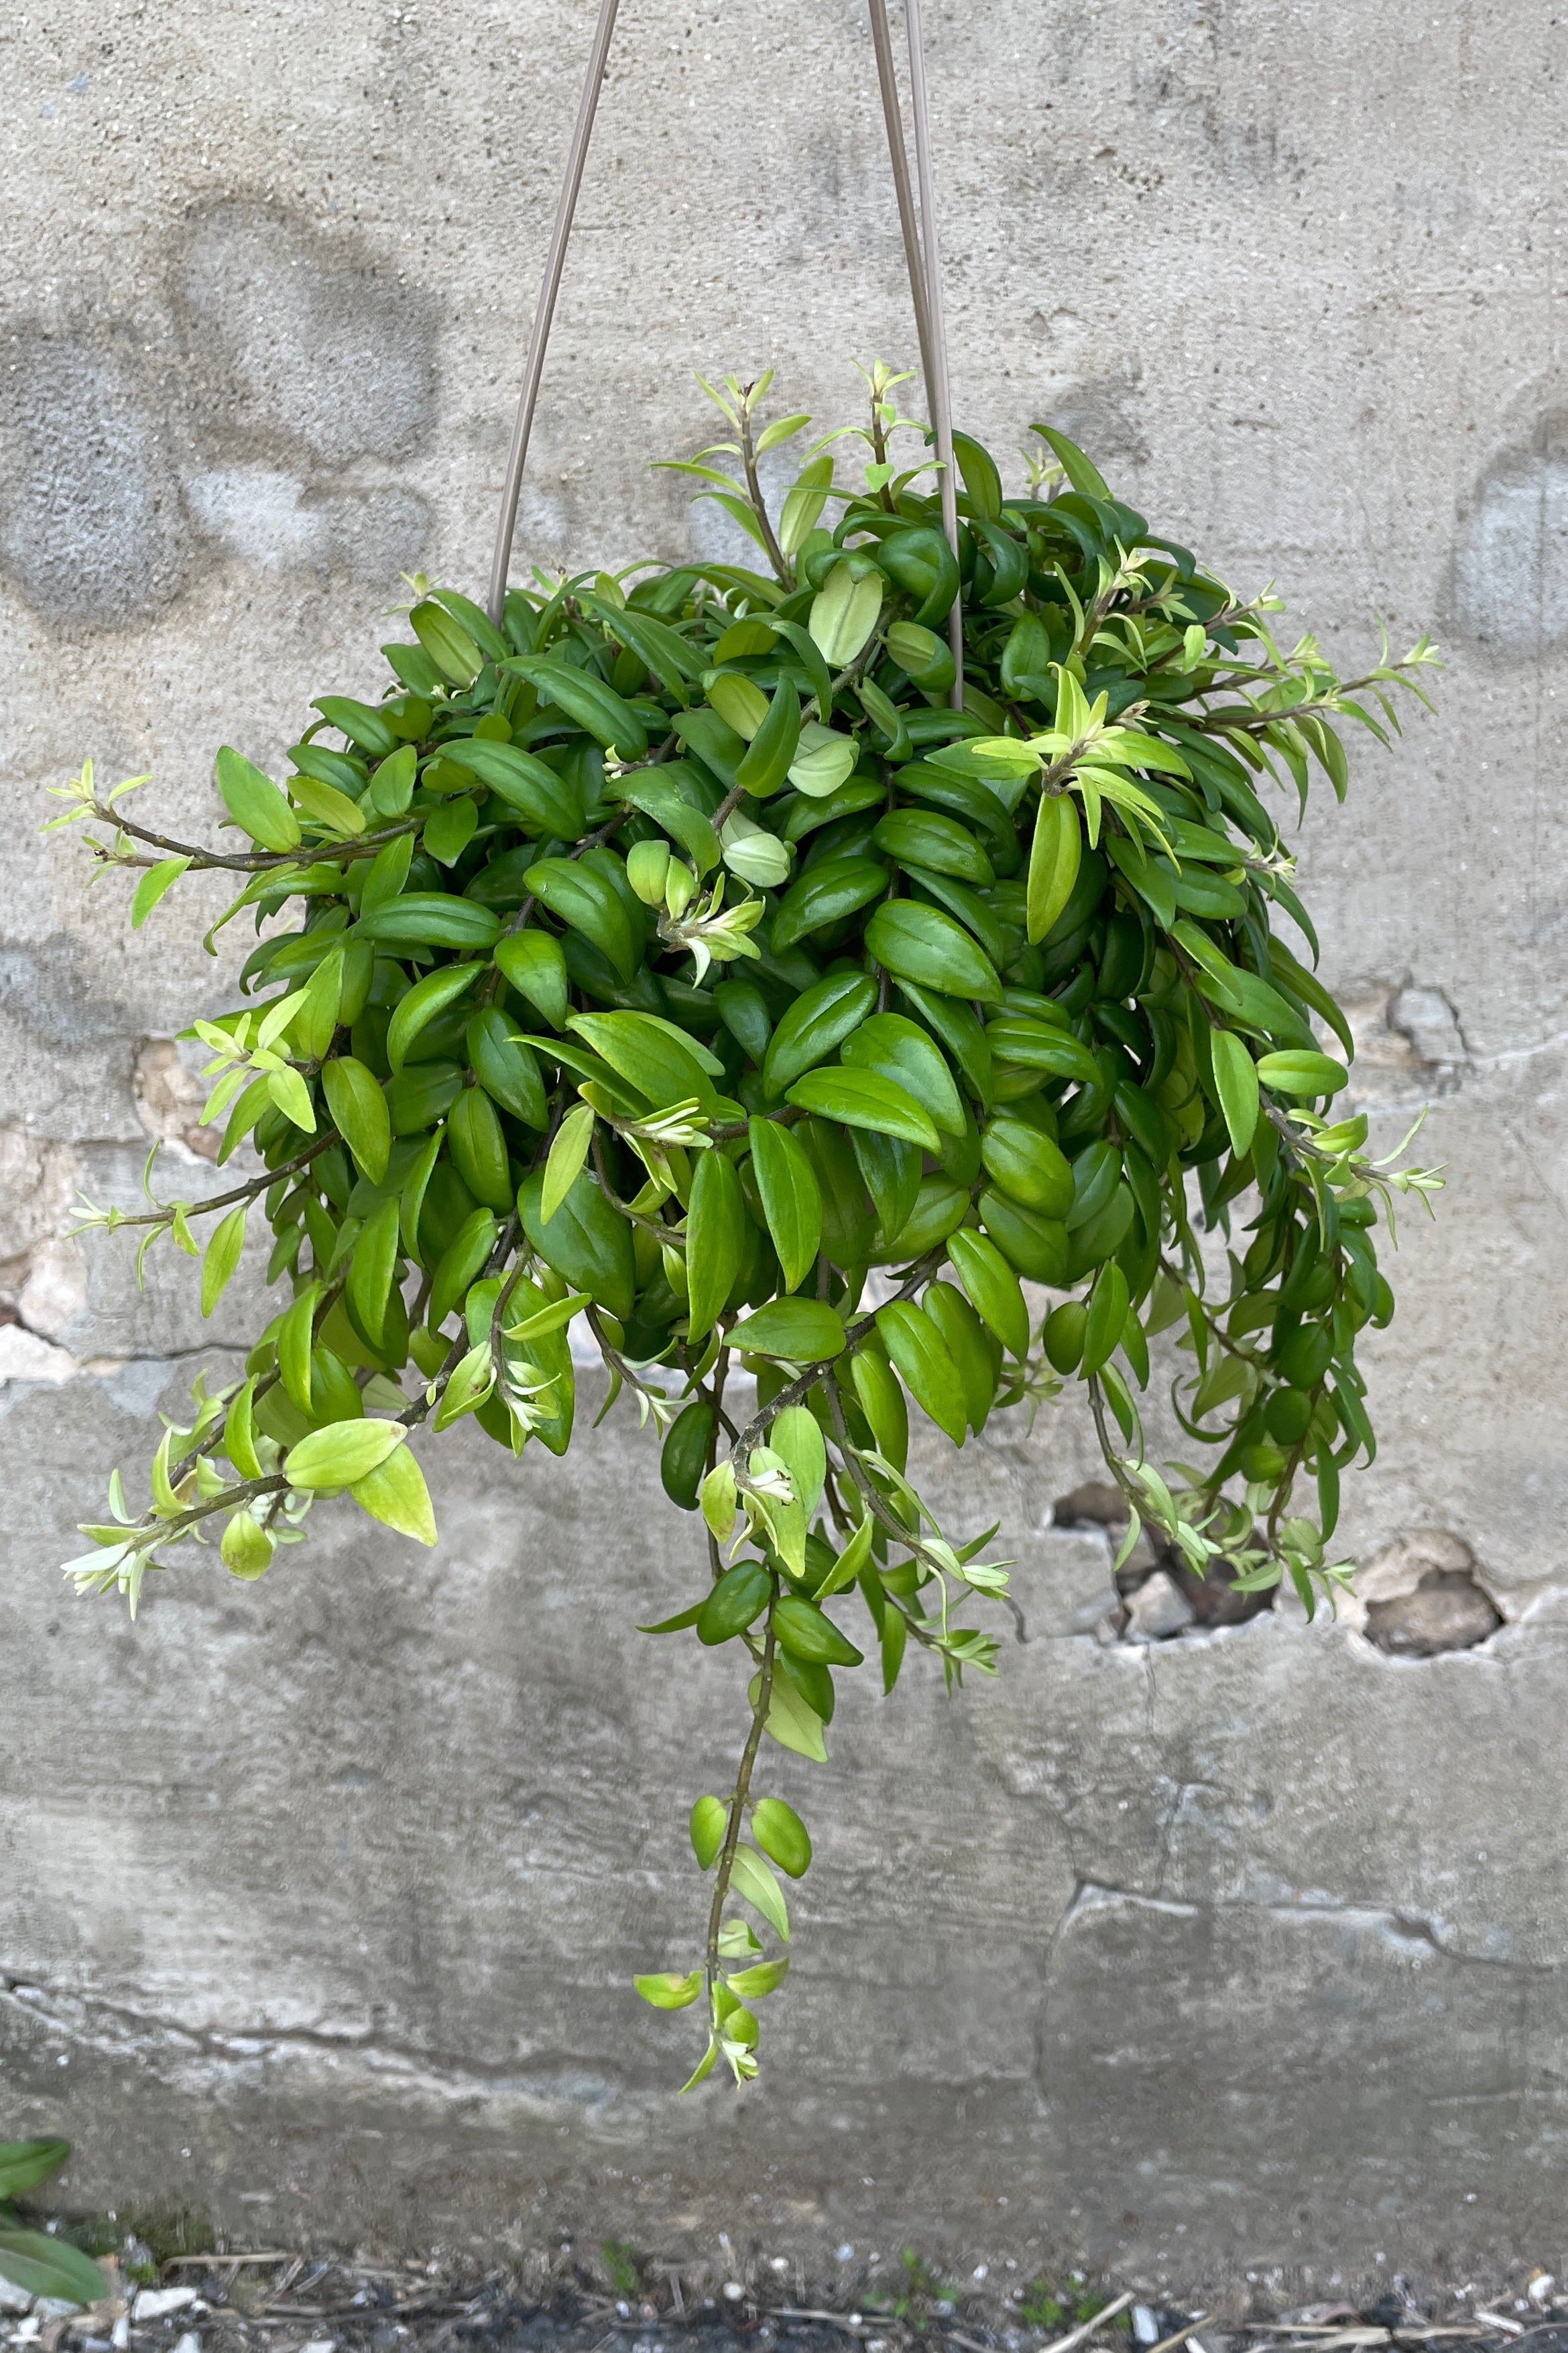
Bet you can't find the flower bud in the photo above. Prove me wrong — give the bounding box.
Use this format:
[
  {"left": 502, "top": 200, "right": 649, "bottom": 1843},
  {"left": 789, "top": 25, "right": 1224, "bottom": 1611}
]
[
  {"left": 663, "top": 860, "right": 698, "bottom": 919},
  {"left": 627, "top": 838, "right": 671, "bottom": 906}
]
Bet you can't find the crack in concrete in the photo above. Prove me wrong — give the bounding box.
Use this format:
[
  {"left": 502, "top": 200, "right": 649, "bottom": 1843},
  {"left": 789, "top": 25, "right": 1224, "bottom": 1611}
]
[
  {"left": 1036, "top": 1884, "right": 1556, "bottom": 1973},
  {"left": 0, "top": 1971, "right": 629, "bottom": 2106}
]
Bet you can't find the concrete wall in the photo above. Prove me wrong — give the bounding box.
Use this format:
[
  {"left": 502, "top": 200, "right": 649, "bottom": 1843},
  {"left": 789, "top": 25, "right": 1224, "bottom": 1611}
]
[{"left": 3, "top": 0, "right": 1565, "bottom": 2289}]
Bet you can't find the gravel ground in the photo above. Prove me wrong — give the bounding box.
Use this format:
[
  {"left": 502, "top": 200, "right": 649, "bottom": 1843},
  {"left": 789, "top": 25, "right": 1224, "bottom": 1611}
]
[{"left": 7, "top": 2245, "right": 1568, "bottom": 2353}]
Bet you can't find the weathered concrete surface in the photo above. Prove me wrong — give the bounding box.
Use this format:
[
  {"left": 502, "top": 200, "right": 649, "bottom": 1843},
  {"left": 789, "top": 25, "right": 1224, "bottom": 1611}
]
[{"left": 2, "top": 0, "right": 1566, "bottom": 2290}]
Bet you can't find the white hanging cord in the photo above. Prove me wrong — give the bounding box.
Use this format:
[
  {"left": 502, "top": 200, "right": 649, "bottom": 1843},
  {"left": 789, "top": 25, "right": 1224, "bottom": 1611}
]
[
  {"left": 865, "top": 0, "right": 937, "bottom": 402},
  {"left": 900, "top": 0, "right": 963, "bottom": 708},
  {"left": 487, "top": 0, "right": 963, "bottom": 710},
  {"left": 487, "top": 0, "right": 621, "bottom": 626}
]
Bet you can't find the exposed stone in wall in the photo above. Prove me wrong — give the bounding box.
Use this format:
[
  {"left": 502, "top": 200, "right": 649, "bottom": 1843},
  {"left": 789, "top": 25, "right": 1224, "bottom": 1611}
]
[{"left": 1358, "top": 1528, "right": 1504, "bottom": 1657}]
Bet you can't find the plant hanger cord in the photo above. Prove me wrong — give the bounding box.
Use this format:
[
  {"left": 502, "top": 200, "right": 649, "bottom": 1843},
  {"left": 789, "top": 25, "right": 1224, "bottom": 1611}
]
[
  {"left": 487, "top": 0, "right": 963, "bottom": 689},
  {"left": 486, "top": 0, "right": 621, "bottom": 627},
  {"left": 872, "top": 0, "right": 964, "bottom": 709}
]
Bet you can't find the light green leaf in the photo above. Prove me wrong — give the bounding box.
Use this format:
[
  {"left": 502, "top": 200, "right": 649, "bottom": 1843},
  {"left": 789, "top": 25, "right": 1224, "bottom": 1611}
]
[
  {"left": 200, "top": 1203, "right": 247, "bottom": 1316},
  {"left": 543, "top": 1101, "right": 596, "bottom": 1224},
  {"left": 351, "top": 1440, "right": 438, "bottom": 1544},
  {"left": 1210, "top": 1029, "right": 1260, "bottom": 1157},
  {"left": 286, "top": 1418, "right": 406, "bottom": 1491},
  {"left": 808, "top": 561, "right": 884, "bottom": 666},
  {"left": 634, "top": 1969, "right": 704, "bottom": 2010},
  {"left": 131, "top": 855, "right": 191, "bottom": 929},
  {"left": 729, "top": 1843, "right": 791, "bottom": 1942},
  {"left": 217, "top": 746, "right": 301, "bottom": 850}
]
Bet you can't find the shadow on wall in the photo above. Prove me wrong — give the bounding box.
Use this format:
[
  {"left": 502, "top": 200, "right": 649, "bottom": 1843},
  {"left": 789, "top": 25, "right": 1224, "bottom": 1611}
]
[
  {"left": 1451, "top": 407, "right": 1568, "bottom": 659},
  {"left": 0, "top": 202, "right": 440, "bottom": 631}
]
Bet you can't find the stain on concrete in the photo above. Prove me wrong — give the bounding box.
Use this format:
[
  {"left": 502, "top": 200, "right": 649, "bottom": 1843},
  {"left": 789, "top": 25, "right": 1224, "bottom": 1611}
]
[
  {"left": 0, "top": 937, "right": 133, "bottom": 1055},
  {"left": 176, "top": 204, "right": 439, "bottom": 469},
  {"left": 0, "top": 329, "right": 190, "bottom": 627},
  {"left": 184, "top": 469, "right": 431, "bottom": 577},
  {"left": 1451, "top": 416, "right": 1568, "bottom": 656}
]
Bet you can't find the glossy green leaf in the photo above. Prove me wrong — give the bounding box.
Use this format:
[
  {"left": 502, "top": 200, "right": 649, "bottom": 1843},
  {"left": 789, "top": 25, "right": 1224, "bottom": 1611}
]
[
  {"left": 747, "top": 1116, "right": 823, "bottom": 1292},
  {"left": 865, "top": 900, "right": 1002, "bottom": 1002}
]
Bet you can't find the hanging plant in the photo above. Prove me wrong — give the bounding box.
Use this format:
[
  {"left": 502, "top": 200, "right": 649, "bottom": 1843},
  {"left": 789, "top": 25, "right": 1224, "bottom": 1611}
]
[{"left": 48, "top": 361, "right": 1441, "bottom": 2087}]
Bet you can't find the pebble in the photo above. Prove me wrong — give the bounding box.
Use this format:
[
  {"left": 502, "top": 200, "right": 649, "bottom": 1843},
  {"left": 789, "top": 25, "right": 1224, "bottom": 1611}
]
[
  {"left": 131, "top": 2290, "right": 198, "bottom": 2323},
  {"left": 1134, "top": 2309, "right": 1160, "bottom": 2346}
]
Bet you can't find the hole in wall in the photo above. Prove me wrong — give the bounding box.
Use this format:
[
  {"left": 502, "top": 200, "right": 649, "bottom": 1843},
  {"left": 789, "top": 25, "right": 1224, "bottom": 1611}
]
[
  {"left": 1357, "top": 1528, "right": 1503, "bottom": 1656},
  {"left": 1053, "top": 1482, "right": 1274, "bottom": 1642}
]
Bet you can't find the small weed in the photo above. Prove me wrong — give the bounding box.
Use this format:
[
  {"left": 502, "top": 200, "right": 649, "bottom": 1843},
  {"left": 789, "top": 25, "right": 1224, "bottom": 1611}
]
[
  {"left": 1020, "top": 2282, "right": 1065, "bottom": 2330},
  {"left": 601, "top": 2240, "right": 641, "bottom": 2301},
  {"left": 867, "top": 2250, "right": 956, "bottom": 2332},
  {"left": 124, "top": 2209, "right": 215, "bottom": 2265}
]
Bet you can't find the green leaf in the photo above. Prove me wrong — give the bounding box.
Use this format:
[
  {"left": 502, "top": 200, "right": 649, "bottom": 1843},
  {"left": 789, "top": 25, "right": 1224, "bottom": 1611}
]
[
  {"left": 348, "top": 1196, "right": 402, "bottom": 1346},
  {"left": 686, "top": 1145, "right": 746, "bottom": 1343},
  {"left": 840, "top": 1012, "right": 965, "bottom": 1138},
  {"left": 287, "top": 1418, "right": 406, "bottom": 1491},
  {"left": 221, "top": 1507, "right": 274, "bottom": 1579},
  {"left": 865, "top": 900, "right": 1002, "bottom": 1003},
  {"left": 1032, "top": 424, "right": 1110, "bottom": 499},
  {"left": 751, "top": 1796, "right": 812, "bottom": 1878},
  {"left": 1210, "top": 1029, "right": 1260, "bottom": 1156},
  {"left": 726, "top": 1955, "right": 790, "bottom": 1998},
  {"left": 813, "top": 1504, "right": 876, "bottom": 1597},
  {"left": 321, "top": 1055, "right": 391, "bottom": 1184},
  {"left": 355, "top": 895, "right": 501, "bottom": 952},
  {"left": 568, "top": 1010, "right": 719, "bottom": 1107},
  {"left": 808, "top": 561, "right": 884, "bottom": 666},
  {"left": 351, "top": 1437, "right": 438, "bottom": 1543},
  {"left": 278, "top": 1283, "right": 320, "bottom": 1412},
  {"left": 735, "top": 675, "right": 801, "bottom": 798},
  {"left": 493, "top": 929, "right": 570, "bottom": 1029},
  {"left": 217, "top": 746, "right": 302, "bottom": 850},
  {"left": 751, "top": 1666, "right": 829, "bottom": 1762},
  {"left": 945, "top": 1226, "right": 1030, "bottom": 1358},
  {"left": 131, "top": 854, "right": 192, "bottom": 928},
  {"left": 518, "top": 1168, "right": 636, "bottom": 1322},
  {"left": 774, "top": 1593, "right": 863, "bottom": 1666},
  {"left": 288, "top": 772, "right": 367, "bottom": 836},
  {"left": 784, "top": 1067, "right": 940, "bottom": 1154},
  {"left": 424, "top": 793, "right": 478, "bottom": 865},
  {"left": 200, "top": 1203, "right": 247, "bottom": 1316},
  {"left": 525, "top": 858, "right": 640, "bottom": 984},
  {"left": 1026, "top": 794, "right": 1083, "bottom": 943},
  {"left": 410, "top": 597, "right": 483, "bottom": 687},
  {"left": 761, "top": 972, "right": 879, "bottom": 1096},
  {"left": 1255, "top": 1049, "right": 1350, "bottom": 1097},
  {"left": 729, "top": 1843, "right": 791, "bottom": 1943},
  {"left": 436, "top": 738, "right": 583, "bottom": 838},
  {"left": 543, "top": 1101, "right": 597, "bottom": 1224},
  {"left": 679, "top": 2036, "right": 722, "bottom": 2093},
  {"left": 508, "top": 654, "right": 649, "bottom": 760},
  {"left": 388, "top": 968, "right": 487, "bottom": 1079},
  {"left": 0, "top": 2228, "right": 108, "bottom": 2308},
  {"left": 747, "top": 1116, "right": 823, "bottom": 1293},
  {"left": 690, "top": 1792, "right": 728, "bottom": 1867},
  {"left": 634, "top": 1969, "right": 704, "bottom": 2010},
  {"left": 1081, "top": 1261, "right": 1131, "bottom": 1379},
  {"left": 876, "top": 1298, "right": 968, "bottom": 1446},
  {"left": 787, "top": 724, "right": 857, "bottom": 799},
  {"left": 729, "top": 1298, "right": 847, "bottom": 1361},
  {"left": 770, "top": 1402, "right": 827, "bottom": 1517},
  {"left": 0, "top": 2141, "right": 69, "bottom": 2201}
]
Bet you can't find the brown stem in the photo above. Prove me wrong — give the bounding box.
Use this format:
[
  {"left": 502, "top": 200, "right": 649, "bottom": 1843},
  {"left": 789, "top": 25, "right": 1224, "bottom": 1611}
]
[
  {"left": 93, "top": 1133, "right": 341, "bottom": 1232},
  {"left": 739, "top": 398, "right": 793, "bottom": 589},
  {"left": 88, "top": 805, "right": 420, "bottom": 876},
  {"left": 704, "top": 1589, "right": 779, "bottom": 1985}
]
